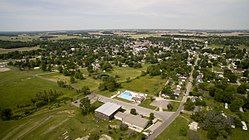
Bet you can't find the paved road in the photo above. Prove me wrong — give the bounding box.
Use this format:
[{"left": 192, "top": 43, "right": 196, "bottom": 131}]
[{"left": 147, "top": 54, "right": 198, "bottom": 140}]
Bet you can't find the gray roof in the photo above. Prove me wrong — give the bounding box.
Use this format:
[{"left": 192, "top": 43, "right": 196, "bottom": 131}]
[
  {"left": 115, "top": 112, "right": 149, "bottom": 129},
  {"left": 95, "top": 102, "right": 121, "bottom": 116}
]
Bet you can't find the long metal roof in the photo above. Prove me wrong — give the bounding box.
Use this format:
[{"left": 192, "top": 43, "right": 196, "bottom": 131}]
[{"left": 95, "top": 102, "right": 121, "bottom": 116}]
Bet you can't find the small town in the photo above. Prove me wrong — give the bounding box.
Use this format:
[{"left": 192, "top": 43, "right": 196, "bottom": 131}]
[{"left": 0, "top": 0, "right": 249, "bottom": 140}]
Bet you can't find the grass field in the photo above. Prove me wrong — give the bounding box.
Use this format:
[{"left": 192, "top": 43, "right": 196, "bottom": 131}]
[
  {"left": 0, "top": 46, "right": 40, "bottom": 54},
  {"left": 139, "top": 98, "right": 157, "bottom": 110},
  {"left": 121, "top": 75, "right": 166, "bottom": 95},
  {"left": 0, "top": 103, "right": 144, "bottom": 140},
  {"left": 156, "top": 116, "right": 190, "bottom": 140},
  {"left": 107, "top": 66, "right": 146, "bottom": 83},
  {"left": 0, "top": 68, "right": 76, "bottom": 109}
]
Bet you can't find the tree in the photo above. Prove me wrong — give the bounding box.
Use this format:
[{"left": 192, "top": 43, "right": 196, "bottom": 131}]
[
  {"left": 230, "top": 97, "right": 244, "bottom": 112},
  {"left": 147, "top": 65, "right": 161, "bottom": 76},
  {"left": 237, "top": 84, "right": 248, "bottom": 94},
  {"left": 149, "top": 113, "right": 155, "bottom": 121},
  {"left": 167, "top": 104, "right": 173, "bottom": 111},
  {"left": 70, "top": 76, "right": 75, "bottom": 84},
  {"left": 120, "top": 123, "right": 128, "bottom": 131},
  {"left": 98, "top": 76, "right": 120, "bottom": 92},
  {"left": 201, "top": 110, "right": 231, "bottom": 139},
  {"left": 74, "top": 70, "right": 84, "bottom": 80},
  {"left": 1, "top": 108, "right": 13, "bottom": 120},
  {"left": 184, "top": 99, "right": 195, "bottom": 111},
  {"left": 80, "top": 97, "right": 91, "bottom": 115},
  {"left": 208, "top": 86, "right": 216, "bottom": 97},
  {"left": 78, "top": 86, "right": 91, "bottom": 95},
  {"left": 130, "top": 108, "right": 137, "bottom": 115}
]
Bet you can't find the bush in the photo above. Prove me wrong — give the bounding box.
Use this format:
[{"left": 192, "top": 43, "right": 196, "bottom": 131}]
[
  {"left": 130, "top": 108, "right": 137, "bottom": 115},
  {"left": 179, "top": 127, "right": 187, "bottom": 136},
  {"left": 120, "top": 123, "right": 128, "bottom": 131}
]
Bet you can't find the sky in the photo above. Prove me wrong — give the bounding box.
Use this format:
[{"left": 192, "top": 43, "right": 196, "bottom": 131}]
[{"left": 0, "top": 0, "right": 249, "bottom": 31}]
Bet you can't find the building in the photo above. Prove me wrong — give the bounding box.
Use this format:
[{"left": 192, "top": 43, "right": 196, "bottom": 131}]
[
  {"left": 114, "top": 112, "right": 149, "bottom": 132},
  {"left": 95, "top": 102, "right": 121, "bottom": 120},
  {"left": 189, "top": 121, "right": 199, "bottom": 131}
]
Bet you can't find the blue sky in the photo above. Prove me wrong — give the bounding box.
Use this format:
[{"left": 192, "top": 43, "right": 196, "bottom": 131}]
[{"left": 0, "top": 0, "right": 249, "bottom": 31}]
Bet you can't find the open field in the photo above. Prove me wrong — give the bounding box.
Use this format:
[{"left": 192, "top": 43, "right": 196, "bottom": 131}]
[
  {"left": 0, "top": 46, "right": 40, "bottom": 54},
  {"left": 0, "top": 68, "right": 76, "bottom": 108},
  {"left": 0, "top": 35, "right": 41, "bottom": 42},
  {"left": 156, "top": 116, "right": 190, "bottom": 140},
  {"left": 107, "top": 66, "right": 146, "bottom": 82},
  {"left": 126, "top": 33, "right": 161, "bottom": 39},
  {"left": 0, "top": 35, "right": 83, "bottom": 42},
  {"left": 0, "top": 103, "right": 144, "bottom": 140},
  {"left": 121, "top": 75, "right": 166, "bottom": 95}
]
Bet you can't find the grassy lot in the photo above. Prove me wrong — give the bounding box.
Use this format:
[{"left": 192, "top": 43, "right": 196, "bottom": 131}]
[
  {"left": 0, "top": 68, "right": 76, "bottom": 109},
  {"left": 0, "top": 46, "right": 40, "bottom": 54},
  {"left": 139, "top": 99, "right": 157, "bottom": 110},
  {"left": 121, "top": 75, "right": 166, "bottom": 96},
  {"left": 107, "top": 66, "right": 146, "bottom": 83},
  {"left": 0, "top": 103, "right": 144, "bottom": 140},
  {"left": 40, "top": 72, "right": 101, "bottom": 92},
  {"left": 156, "top": 116, "right": 190, "bottom": 140},
  {"left": 170, "top": 101, "right": 181, "bottom": 112}
]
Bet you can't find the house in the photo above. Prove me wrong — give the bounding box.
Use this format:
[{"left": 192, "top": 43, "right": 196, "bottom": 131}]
[
  {"left": 189, "top": 122, "right": 199, "bottom": 131},
  {"left": 241, "top": 121, "right": 248, "bottom": 130},
  {"left": 95, "top": 102, "right": 121, "bottom": 120},
  {"left": 225, "top": 103, "right": 228, "bottom": 109},
  {"left": 114, "top": 112, "right": 149, "bottom": 132}
]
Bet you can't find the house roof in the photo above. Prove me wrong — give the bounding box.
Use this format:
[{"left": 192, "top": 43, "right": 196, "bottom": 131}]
[
  {"left": 95, "top": 102, "right": 121, "bottom": 116},
  {"left": 115, "top": 112, "right": 149, "bottom": 129}
]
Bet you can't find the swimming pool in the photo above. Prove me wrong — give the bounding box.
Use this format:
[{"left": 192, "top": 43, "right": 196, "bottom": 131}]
[{"left": 118, "top": 91, "right": 133, "bottom": 101}]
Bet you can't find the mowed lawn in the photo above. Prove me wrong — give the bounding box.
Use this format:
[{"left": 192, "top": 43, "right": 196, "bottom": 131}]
[
  {"left": 156, "top": 116, "right": 190, "bottom": 140},
  {"left": 0, "top": 69, "right": 75, "bottom": 108},
  {"left": 121, "top": 75, "right": 166, "bottom": 95},
  {"left": 108, "top": 66, "right": 146, "bottom": 82}
]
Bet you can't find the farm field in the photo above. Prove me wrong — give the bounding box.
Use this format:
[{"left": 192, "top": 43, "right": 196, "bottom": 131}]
[
  {"left": 0, "top": 46, "right": 40, "bottom": 54},
  {"left": 0, "top": 35, "right": 83, "bottom": 42},
  {"left": 0, "top": 68, "right": 76, "bottom": 109}
]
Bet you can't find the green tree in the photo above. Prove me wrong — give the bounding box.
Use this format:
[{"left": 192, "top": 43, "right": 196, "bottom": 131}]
[
  {"left": 80, "top": 97, "right": 91, "bottom": 115},
  {"left": 70, "top": 76, "right": 75, "bottom": 84},
  {"left": 130, "top": 108, "right": 137, "bottom": 115},
  {"left": 1, "top": 108, "right": 13, "bottom": 120}
]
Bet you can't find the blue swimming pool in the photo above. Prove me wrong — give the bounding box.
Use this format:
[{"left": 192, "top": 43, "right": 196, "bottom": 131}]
[{"left": 118, "top": 91, "right": 133, "bottom": 100}]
